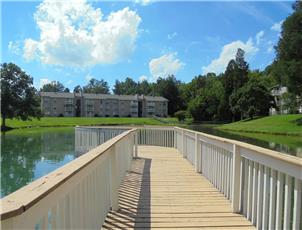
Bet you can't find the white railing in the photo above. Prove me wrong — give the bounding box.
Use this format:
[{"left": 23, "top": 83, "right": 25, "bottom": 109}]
[
  {"left": 137, "top": 126, "right": 174, "bottom": 147},
  {"left": 1, "top": 125, "right": 301, "bottom": 230},
  {"left": 0, "top": 129, "right": 136, "bottom": 229},
  {"left": 174, "top": 127, "right": 302, "bottom": 230},
  {"left": 75, "top": 126, "right": 129, "bottom": 155}
]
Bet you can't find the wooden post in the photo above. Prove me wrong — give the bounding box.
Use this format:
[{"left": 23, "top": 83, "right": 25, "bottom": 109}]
[
  {"left": 232, "top": 144, "right": 241, "bottom": 213},
  {"left": 173, "top": 128, "right": 177, "bottom": 149},
  {"left": 110, "top": 146, "right": 119, "bottom": 211},
  {"left": 194, "top": 133, "right": 201, "bottom": 172},
  {"left": 134, "top": 131, "right": 138, "bottom": 158},
  {"left": 182, "top": 129, "right": 186, "bottom": 158}
]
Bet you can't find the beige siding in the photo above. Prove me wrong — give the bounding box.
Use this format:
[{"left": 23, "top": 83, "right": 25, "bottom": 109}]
[{"left": 40, "top": 92, "right": 168, "bottom": 117}]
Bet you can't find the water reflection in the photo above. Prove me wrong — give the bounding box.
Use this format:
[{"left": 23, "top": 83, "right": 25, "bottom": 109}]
[
  {"left": 188, "top": 125, "right": 302, "bottom": 157},
  {"left": 1, "top": 128, "right": 75, "bottom": 198}
]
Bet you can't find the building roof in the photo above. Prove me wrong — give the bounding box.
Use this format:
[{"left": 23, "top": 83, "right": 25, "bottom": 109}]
[{"left": 40, "top": 92, "right": 168, "bottom": 101}]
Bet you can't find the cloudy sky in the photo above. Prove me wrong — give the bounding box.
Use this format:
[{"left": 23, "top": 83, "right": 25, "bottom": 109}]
[{"left": 2, "top": 0, "right": 292, "bottom": 91}]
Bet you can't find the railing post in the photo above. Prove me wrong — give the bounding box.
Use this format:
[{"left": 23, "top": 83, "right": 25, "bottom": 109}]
[
  {"left": 182, "top": 129, "right": 186, "bottom": 158},
  {"left": 194, "top": 133, "right": 201, "bottom": 172},
  {"left": 173, "top": 128, "right": 177, "bottom": 149},
  {"left": 110, "top": 146, "right": 119, "bottom": 211},
  {"left": 232, "top": 144, "right": 241, "bottom": 213},
  {"left": 134, "top": 131, "right": 138, "bottom": 158}
]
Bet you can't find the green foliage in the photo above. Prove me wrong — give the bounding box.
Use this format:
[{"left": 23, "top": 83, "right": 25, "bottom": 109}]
[
  {"left": 229, "top": 77, "right": 275, "bottom": 119},
  {"left": 83, "top": 78, "right": 109, "bottom": 94},
  {"left": 1, "top": 63, "right": 41, "bottom": 129},
  {"left": 174, "top": 110, "right": 186, "bottom": 122},
  {"left": 113, "top": 78, "right": 153, "bottom": 95},
  {"left": 155, "top": 75, "right": 183, "bottom": 115},
  {"left": 188, "top": 76, "right": 224, "bottom": 121},
  {"left": 271, "top": 1, "right": 302, "bottom": 99},
  {"left": 281, "top": 92, "right": 301, "bottom": 114},
  {"left": 223, "top": 49, "right": 249, "bottom": 121},
  {"left": 41, "top": 81, "right": 67, "bottom": 92},
  {"left": 73, "top": 85, "right": 82, "bottom": 93}
]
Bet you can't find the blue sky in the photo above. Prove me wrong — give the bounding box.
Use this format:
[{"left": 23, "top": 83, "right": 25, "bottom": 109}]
[{"left": 1, "top": 0, "right": 293, "bottom": 91}]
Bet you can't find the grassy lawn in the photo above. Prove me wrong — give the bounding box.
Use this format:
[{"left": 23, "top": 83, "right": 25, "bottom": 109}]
[
  {"left": 217, "top": 114, "right": 302, "bottom": 135},
  {"left": 4, "top": 117, "right": 180, "bottom": 129}
]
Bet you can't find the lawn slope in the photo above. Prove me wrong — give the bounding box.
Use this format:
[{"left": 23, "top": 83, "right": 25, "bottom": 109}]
[
  {"left": 217, "top": 114, "right": 302, "bottom": 136},
  {"left": 5, "top": 117, "right": 179, "bottom": 129}
]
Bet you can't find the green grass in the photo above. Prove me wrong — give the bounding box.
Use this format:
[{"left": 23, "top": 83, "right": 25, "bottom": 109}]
[
  {"left": 3, "top": 127, "right": 74, "bottom": 135},
  {"left": 4, "top": 117, "right": 180, "bottom": 129},
  {"left": 217, "top": 114, "right": 302, "bottom": 136}
]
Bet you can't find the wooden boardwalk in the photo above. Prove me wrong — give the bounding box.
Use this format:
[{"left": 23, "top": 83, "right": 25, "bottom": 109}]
[{"left": 102, "top": 146, "right": 255, "bottom": 229}]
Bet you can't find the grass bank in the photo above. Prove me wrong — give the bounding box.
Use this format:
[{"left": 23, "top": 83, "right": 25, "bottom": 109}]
[
  {"left": 217, "top": 114, "right": 302, "bottom": 136},
  {"left": 4, "top": 117, "right": 179, "bottom": 129}
]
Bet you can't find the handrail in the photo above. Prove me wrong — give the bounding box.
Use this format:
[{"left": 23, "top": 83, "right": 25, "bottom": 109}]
[
  {"left": 0, "top": 128, "right": 136, "bottom": 222},
  {"left": 174, "top": 126, "right": 302, "bottom": 229},
  {"left": 174, "top": 126, "right": 302, "bottom": 168}
]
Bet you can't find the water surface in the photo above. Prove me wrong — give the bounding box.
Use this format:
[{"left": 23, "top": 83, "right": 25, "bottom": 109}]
[
  {"left": 188, "top": 124, "right": 302, "bottom": 157},
  {"left": 1, "top": 128, "right": 75, "bottom": 198}
]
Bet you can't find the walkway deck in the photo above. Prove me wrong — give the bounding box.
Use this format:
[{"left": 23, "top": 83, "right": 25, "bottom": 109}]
[{"left": 102, "top": 146, "right": 255, "bottom": 229}]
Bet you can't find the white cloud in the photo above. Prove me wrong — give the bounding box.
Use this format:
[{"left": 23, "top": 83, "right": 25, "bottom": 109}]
[
  {"left": 167, "top": 32, "right": 177, "bottom": 40},
  {"left": 139, "top": 75, "right": 148, "bottom": 82},
  {"left": 202, "top": 38, "right": 259, "bottom": 75},
  {"left": 85, "top": 74, "right": 93, "bottom": 82},
  {"left": 271, "top": 20, "right": 284, "bottom": 32},
  {"left": 23, "top": 0, "right": 141, "bottom": 67},
  {"left": 39, "top": 78, "right": 51, "bottom": 88},
  {"left": 135, "top": 0, "right": 152, "bottom": 6},
  {"left": 8, "top": 41, "right": 21, "bottom": 55},
  {"left": 66, "top": 80, "right": 73, "bottom": 85},
  {"left": 149, "top": 53, "right": 184, "bottom": 81},
  {"left": 255, "top": 30, "right": 264, "bottom": 45},
  {"left": 267, "top": 40, "right": 274, "bottom": 54}
]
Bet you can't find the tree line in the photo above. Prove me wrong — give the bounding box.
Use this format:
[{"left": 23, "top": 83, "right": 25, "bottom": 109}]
[{"left": 1, "top": 1, "right": 301, "bottom": 129}]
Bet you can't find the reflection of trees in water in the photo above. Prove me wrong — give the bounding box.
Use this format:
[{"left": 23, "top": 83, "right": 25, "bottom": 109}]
[
  {"left": 1, "top": 134, "right": 41, "bottom": 197},
  {"left": 1, "top": 130, "right": 75, "bottom": 197},
  {"left": 41, "top": 131, "right": 75, "bottom": 161}
]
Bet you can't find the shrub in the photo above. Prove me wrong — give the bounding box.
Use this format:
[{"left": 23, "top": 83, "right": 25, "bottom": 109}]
[{"left": 174, "top": 110, "right": 186, "bottom": 122}]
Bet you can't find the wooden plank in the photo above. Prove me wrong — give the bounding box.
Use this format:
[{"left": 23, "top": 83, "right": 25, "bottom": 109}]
[{"left": 102, "top": 146, "right": 255, "bottom": 229}]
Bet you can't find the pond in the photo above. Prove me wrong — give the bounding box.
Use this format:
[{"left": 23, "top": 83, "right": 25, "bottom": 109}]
[
  {"left": 188, "top": 124, "right": 302, "bottom": 158},
  {"left": 1, "top": 128, "right": 76, "bottom": 198}
]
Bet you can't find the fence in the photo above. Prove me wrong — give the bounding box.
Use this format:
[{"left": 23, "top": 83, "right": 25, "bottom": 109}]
[
  {"left": 174, "top": 127, "right": 301, "bottom": 230},
  {"left": 1, "top": 129, "right": 136, "bottom": 229}
]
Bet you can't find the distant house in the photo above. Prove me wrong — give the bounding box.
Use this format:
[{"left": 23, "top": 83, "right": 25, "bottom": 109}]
[
  {"left": 269, "top": 86, "right": 302, "bottom": 115},
  {"left": 40, "top": 92, "right": 168, "bottom": 117}
]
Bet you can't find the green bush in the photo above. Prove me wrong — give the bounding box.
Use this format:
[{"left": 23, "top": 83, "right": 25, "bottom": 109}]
[{"left": 174, "top": 110, "right": 186, "bottom": 122}]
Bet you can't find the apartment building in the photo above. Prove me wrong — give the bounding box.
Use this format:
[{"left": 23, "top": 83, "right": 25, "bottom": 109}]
[{"left": 40, "top": 92, "right": 168, "bottom": 117}]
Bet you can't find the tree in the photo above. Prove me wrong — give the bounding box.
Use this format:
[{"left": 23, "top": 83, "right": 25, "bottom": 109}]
[
  {"left": 222, "top": 48, "right": 249, "bottom": 121},
  {"left": 113, "top": 77, "right": 138, "bottom": 95},
  {"left": 155, "top": 75, "right": 183, "bottom": 116},
  {"left": 229, "top": 78, "right": 275, "bottom": 119},
  {"left": 272, "top": 1, "right": 302, "bottom": 102},
  {"left": 137, "top": 80, "right": 152, "bottom": 95},
  {"left": 73, "top": 85, "right": 82, "bottom": 93},
  {"left": 64, "top": 88, "right": 70, "bottom": 93},
  {"left": 188, "top": 76, "right": 224, "bottom": 121},
  {"left": 83, "top": 78, "right": 110, "bottom": 94},
  {"left": 41, "top": 81, "right": 66, "bottom": 92},
  {"left": 1, "top": 63, "right": 40, "bottom": 130}
]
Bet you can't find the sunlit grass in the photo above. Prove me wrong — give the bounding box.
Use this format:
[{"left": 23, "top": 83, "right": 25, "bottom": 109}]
[{"left": 217, "top": 114, "right": 302, "bottom": 135}]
